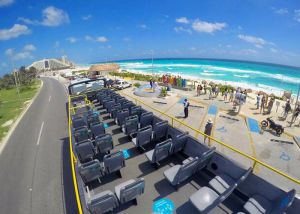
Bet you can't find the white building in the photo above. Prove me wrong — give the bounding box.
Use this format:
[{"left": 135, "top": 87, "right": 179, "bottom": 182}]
[{"left": 27, "top": 56, "right": 74, "bottom": 71}]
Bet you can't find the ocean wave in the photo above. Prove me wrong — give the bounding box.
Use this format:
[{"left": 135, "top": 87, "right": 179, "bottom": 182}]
[
  {"left": 200, "top": 73, "right": 226, "bottom": 76},
  {"left": 234, "top": 74, "right": 250, "bottom": 78}
]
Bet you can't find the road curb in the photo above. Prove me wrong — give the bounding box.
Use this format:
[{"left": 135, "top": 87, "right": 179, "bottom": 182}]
[{"left": 0, "top": 79, "right": 44, "bottom": 154}]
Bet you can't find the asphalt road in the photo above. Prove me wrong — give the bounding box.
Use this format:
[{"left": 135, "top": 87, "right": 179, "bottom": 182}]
[{"left": 0, "top": 77, "right": 69, "bottom": 214}]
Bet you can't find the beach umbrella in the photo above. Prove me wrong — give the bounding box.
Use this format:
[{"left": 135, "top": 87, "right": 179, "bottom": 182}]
[
  {"left": 257, "top": 90, "right": 266, "bottom": 95},
  {"left": 269, "top": 93, "right": 275, "bottom": 97},
  {"left": 209, "top": 81, "right": 214, "bottom": 86},
  {"left": 202, "top": 80, "right": 207, "bottom": 84},
  {"left": 246, "top": 88, "right": 252, "bottom": 93}
]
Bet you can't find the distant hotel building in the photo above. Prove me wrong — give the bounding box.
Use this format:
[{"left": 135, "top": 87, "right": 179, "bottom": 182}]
[{"left": 27, "top": 56, "right": 75, "bottom": 71}]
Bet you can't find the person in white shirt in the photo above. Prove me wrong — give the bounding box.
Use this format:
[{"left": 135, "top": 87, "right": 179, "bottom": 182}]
[{"left": 183, "top": 99, "right": 190, "bottom": 118}]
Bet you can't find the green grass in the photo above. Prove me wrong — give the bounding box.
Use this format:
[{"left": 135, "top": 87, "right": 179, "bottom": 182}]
[{"left": 0, "top": 80, "right": 41, "bottom": 141}]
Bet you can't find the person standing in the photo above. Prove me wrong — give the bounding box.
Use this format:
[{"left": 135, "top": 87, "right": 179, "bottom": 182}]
[
  {"left": 150, "top": 79, "right": 153, "bottom": 88},
  {"left": 229, "top": 90, "right": 234, "bottom": 102},
  {"left": 267, "top": 98, "right": 274, "bottom": 114},
  {"left": 260, "top": 96, "right": 265, "bottom": 114},
  {"left": 283, "top": 100, "right": 291, "bottom": 119},
  {"left": 224, "top": 90, "right": 228, "bottom": 101},
  {"left": 197, "top": 85, "right": 201, "bottom": 96},
  {"left": 291, "top": 105, "right": 300, "bottom": 124},
  {"left": 204, "top": 84, "right": 207, "bottom": 94},
  {"left": 204, "top": 118, "right": 213, "bottom": 144},
  {"left": 256, "top": 94, "right": 261, "bottom": 109},
  {"left": 183, "top": 98, "right": 190, "bottom": 118}
]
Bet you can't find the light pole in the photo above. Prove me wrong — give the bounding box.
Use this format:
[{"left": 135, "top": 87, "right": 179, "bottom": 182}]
[
  {"left": 290, "top": 84, "right": 300, "bottom": 126},
  {"left": 9, "top": 56, "right": 21, "bottom": 103}
]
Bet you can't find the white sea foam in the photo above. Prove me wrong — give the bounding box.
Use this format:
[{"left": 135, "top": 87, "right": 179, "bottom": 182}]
[
  {"left": 234, "top": 74, "right": 250, "bottom": 78},
  {"left": 201, "top": 73, "right": 225, "bottom": 76}
]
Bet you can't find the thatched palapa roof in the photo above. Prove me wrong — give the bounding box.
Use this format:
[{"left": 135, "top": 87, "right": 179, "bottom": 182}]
[{"left": 89, "top": 63, "right": 120, "bottom": 72}]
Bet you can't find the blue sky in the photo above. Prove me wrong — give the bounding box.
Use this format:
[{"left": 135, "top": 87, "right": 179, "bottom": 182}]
[{"left": 1, "top": 0, "right": 300, "bottom": 74}]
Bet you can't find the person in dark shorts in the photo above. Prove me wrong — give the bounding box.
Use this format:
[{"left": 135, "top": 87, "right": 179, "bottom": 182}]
[{"left": 183, "top": 99, "right": 190, "bottom": 118}]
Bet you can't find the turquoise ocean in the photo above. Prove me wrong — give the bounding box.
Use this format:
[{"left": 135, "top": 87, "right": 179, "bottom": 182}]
[{"left": 117, "top": 59, "right": 300, "bottom": 96}]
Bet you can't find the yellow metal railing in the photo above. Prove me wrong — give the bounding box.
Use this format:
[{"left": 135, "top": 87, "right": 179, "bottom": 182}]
[
  {"left": 68, "top": 96, "right": 83, "bottom": 214},
  {"left": 119, "top": 91, "right": 300, "bottom": 186}
]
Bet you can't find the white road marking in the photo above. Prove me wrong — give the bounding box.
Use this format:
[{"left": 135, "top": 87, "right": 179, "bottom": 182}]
[
  {"left": 36, "top": 121, "right": 44, "bottom": 146},
  {"left": 48, "top": 95, "right": 51, "bottom": 102}
]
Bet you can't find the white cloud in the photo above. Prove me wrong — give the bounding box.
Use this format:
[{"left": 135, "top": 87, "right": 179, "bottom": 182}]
[
  {"left": 23, "top": 44, "right": 36, "bottom": 51},
  {"left": 270, "top": 48, "right": 278, "bottom": 53},
  {"left": 96, "top": 36, "right": 108, "bottom": 42},
  {"left": 174, "top": 26, "right": 192, "bottom": 34},
  {"left": 19, "top": 6, "right": 69, "bottom": 27},
  {"left": 295, "top": 10, "right": 300, "bottom": 23},
  {"left": 273, "top": 8, "right": 289, "bottom": 15},
  {"left": 176, "top": 17, "right": 189, "bottom": 24},
  {"left": 139, "top": 24, "right": 148, "bottom": 29},
  {"left": 238, "top": 34, "right": 273, "bottom": 48},
  {"left": 5, "top": 48, "right": 14, "bottom": 56},
  {"left": 82, "top": 14, "right": 92, "bottom": 21},
  {"left": 190, "top": 47, "right": 197, "bottom": 51},
  {"left": 13, "top": 51, "right": 33, "bottom": 61},
  {"left": 0, "top": 0, "right": 14, "bottom": 7},
  {"left": 192, "top": 19, "right": 226, "bottom": 34},
  {"left": 66, "top": 37, "right": 77, "bottom": 43},
  {"left": 0, "top": 24, "right": 31, "bottom": 41},
  {"left": 54, "top": 41, "right": 60, "bottom": 48},
  {"left": 85, "top": 35, "right": 108, "bottom": 42}
]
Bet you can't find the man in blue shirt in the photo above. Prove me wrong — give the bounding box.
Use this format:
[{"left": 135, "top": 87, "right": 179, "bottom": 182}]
[{"left": 183, "top": 99, "right": 189, "bottom": 118}]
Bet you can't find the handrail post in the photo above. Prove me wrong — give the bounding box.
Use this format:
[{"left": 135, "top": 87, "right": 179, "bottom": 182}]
[
  {"left": 253, "top": 160, "right": 258, "bottom": 171},
  {"left": 171, "top": 117, "right": 174, "bottom": 127}
]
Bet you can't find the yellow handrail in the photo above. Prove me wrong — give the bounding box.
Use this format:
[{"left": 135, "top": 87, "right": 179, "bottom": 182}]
[
  {"left": 119, "top": 91, "right": 300, "bottom": 186},
  {"left": 68, "top": 96, "right": 83, "bottom": 214}
]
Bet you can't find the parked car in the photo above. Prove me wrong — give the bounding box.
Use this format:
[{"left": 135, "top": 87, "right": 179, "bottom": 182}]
[{"left": 113, "top": 80, "right": 132, "bottom": 90}]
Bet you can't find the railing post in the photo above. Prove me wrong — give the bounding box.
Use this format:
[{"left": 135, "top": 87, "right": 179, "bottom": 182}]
[
  {"left": 171, "top": 118, "right": 174, "bottom": 127},
  {"left": 253, "top": 160, "right": 257, "bottom": 171}
]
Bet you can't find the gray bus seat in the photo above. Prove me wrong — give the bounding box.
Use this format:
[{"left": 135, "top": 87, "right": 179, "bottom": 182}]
[
  {"left": 163, "top": 157, "right": 199, "bottom": 187},
  {"left": 94, "top": 134, "right": 113, "bottom": 154},
  {"left": 152, "top": 121, "right": 169, "bottom": 141},
  {"left": 110, "top": 103, "right": 122, "bottom": 119},
  {"left": 243, "top": 189, "right": 296, "bottom": 214},
  {"left": 101, "top": 151, "right": 125, "bottom": 176},
  {"left": 87, "top": 113, "right": 101, "bottom": 128},
  {"left": 74, "top": 127, "right": 91, "bottom": 143},
  {"left": 171, "top": 132, "right": 188, "bottom": 154},
  {"left": 105, "top": 100, "right": 116, "bottom": 113},
  {"left": 115, "top": 97, "right": 126, "bottom": 106},
  {"left": 130, "top": 106, "right": 142, "bottom": 117},
  {"left": 87, "top": 190, "right": 119, "bottom": 214},
  {"left": 75, "top": 140, "right": 95, "bottom": 163},
  {"left": 131, "top": 125, "right": 152, "bottom": 151},
  {"left": 122, "top": 115, "right": 139, "bottom": 135},
  {"left": 209, "top": 167, "right": 252, "bottom": 194},
  {"left": 115, "top": 109, "right": 130, "bottom": 126},
  {"left": 79, "top": 159, "right": 103, "bottom": 184},
  {"left": 196, "top": 147, "right": 216, "bottom": 172},
  {"left": 72, "top": 117, "right": 87, "bottom": 130},
  {"left": 189, "top": 182, "right": 237, "bottom": 214},
  {"left": 91, "top": 122, "right": 105, "bottom": 139},
  {"left": 122, "top": 101, "right": 134, "bottom": 110},
  {"left": 139, "top": 112, "right": 153, "bottom": 128},
  {"left": 115, "top": 178, "right": 145, "bottom": 204},
  {"left": 145, "top": 139, "right": 172, "bottom": 166}
]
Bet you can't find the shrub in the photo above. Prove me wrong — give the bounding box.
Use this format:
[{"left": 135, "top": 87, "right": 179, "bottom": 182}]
[
  {"left": 133, "top": 83, "right": 141, "bottom": 88},
  {"left": 160, "top": 87, "right": 167, "bottom": 97}
]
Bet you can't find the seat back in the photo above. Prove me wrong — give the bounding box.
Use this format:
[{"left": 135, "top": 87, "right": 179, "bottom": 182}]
[
  {"left": 171, "top": 132, "right": 188, "bottom": 153},
  {"left": 152, "top": 139, "right": 172, "bottom": 162},
  {"left": 75, "top": 140, "right": 94, "bottom": 163},
  {"left": 115, "top": 97, "right": 126, "bottom": 105},
  {"left": 130, "top": 106, "right": 142, "bottom": 117},
  {"left": 116, "top": 109, "right": 130, "bottom": 126},
  {"left": 140, "top": 112, "right": 153, "bottom": 128},
  {"left": 72, "top": 117, "right": 87, "bottom": 130},
  {"left": 101, "top": 96, "right": 111, "bottom": 105},
  {"left": 104, "top": 99, "right": 115, "bottom": 110},
  {"left": 271, "top": 189, "right": 296, "bottom": 213},
  {"left": 174, "top": 157, "right": 199, "bottom": 185},
  {"left": 94, "top": 134, "right": 113, "bottom": 154},
  {"left": 87, "top": 113, "right": 100, "bottom": 128},
  {"left": 79, "top": 159, "right": 102, "bottom": 184},
  {"left": 103, "top": 151, "right": 125, "bottom": 174},
  {"left": 87, "top": 191, "right": 119, "bottom": 214},
  {"left": 74, "top": 127, "right": 90, "bottom": 143},
  {"left": 137, "top": 125, "right": 152, "bottom": 147},
  {"left": 152, "top": 121, "right": 169, "bottom": 141},
  {"left": 124, "top": 115, "right": 139, "bottom": 135},
  {"left": 119, "top": 178, "right": 145, "bottom": 204},
  {"left": 110, "top": 103, "right": 122, "bottom": 119},
  {"left": 106, "top": 100, "right": 116, "bottom": 113},
  {"left": 91, "top": 122, "right": 105, "bottom": 139},
  {"left": 196, "top": 147, "right": 216, "bottom": 171},
  {"left": 122, "top": 101, "right": 134, "bottom": 110}
]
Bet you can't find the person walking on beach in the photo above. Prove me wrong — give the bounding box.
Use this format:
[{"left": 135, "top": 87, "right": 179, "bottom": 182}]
[
  {"left": 215, "top": 86, "right": 219, "bottom": 97},
  {"left": 267, "top": 98, "right": 274, "bottom": 114},
  {"left": 283, "top": 100, "right": 291, "bottom": 119},
  {"left": 229, "top": 90, "right": 234, "bottom": 102},
  {"left": 291, "top": 105, "right": 300, "bottom": 124},
  {"left": 183, "top": 98, "right": 190, "bottom": 118},
  {"left": 260, "top": 96, "right": 265, "bottom": 114},
  {"left": 224, "top": 90, "right": 228, "bottom": 101},
  {"left": 256, "top": 94, "right": 261, "bottom": 109},
  {"left": 204, "top": 118, "right": 213, "bottom": 144},
  {"left": 197, "top": 85, "right": 201, "bottom": 96},
  {"left": 150, "top": 79, "right": 153, "bottom": 89},
  {"left": 204, "top": 84, "right": 207, "bottom": 94}
]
